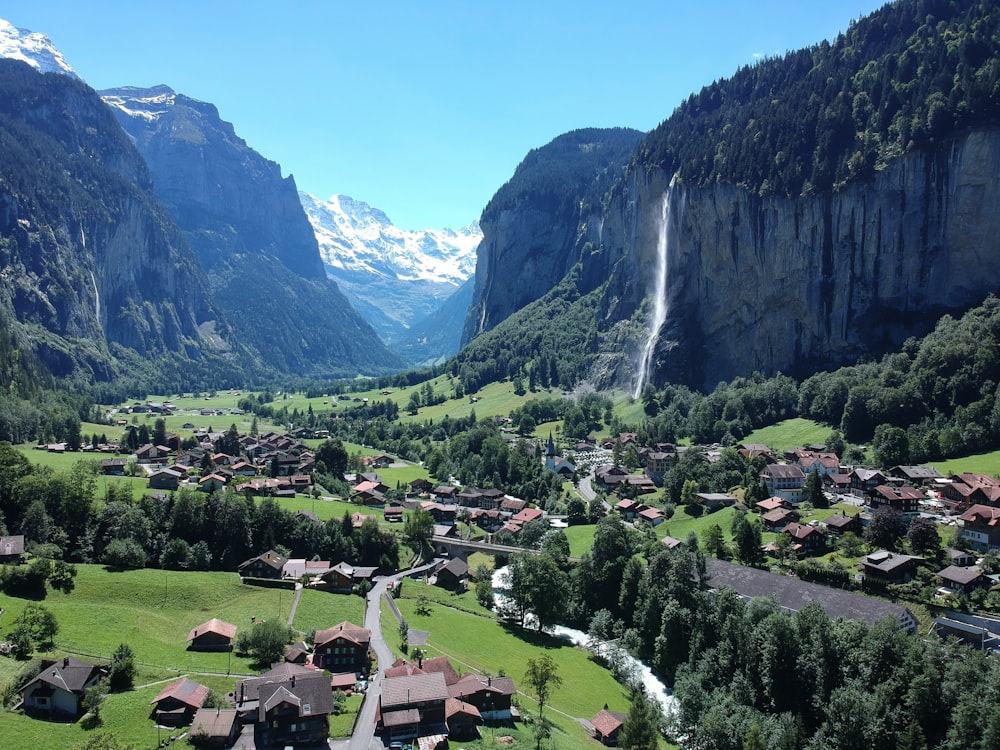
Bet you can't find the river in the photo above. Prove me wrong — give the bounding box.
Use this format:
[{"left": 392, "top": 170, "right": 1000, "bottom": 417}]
[{"left": 491, "top": 566, "right": 676, "bottom": 717}]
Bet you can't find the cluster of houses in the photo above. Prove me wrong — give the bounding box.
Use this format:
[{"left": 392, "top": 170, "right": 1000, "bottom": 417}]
[
  {"left": 350, "top": 473, "right": 548, "bottom": 541},
  {"left": 99, "top": 430, "right": 315, "bottom": 497},
  {"left": 377, "top": 653, "right": 517, "bottom": 744}
]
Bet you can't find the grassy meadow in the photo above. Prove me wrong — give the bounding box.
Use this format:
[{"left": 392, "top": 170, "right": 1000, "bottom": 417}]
[
  {"left": 382, "top": 590, "right": 675, "bottom": 749},
  {"left": 0, "top": 565, "right": 377, "bottom": 750}
]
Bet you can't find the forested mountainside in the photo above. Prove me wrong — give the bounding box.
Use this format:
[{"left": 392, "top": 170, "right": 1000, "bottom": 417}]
[
  {"left": 463, "top": 0, "right": 1000, "bottom": 394},
  {"left": 0, "top": 60, "right": 242, "bottom": 385},
  {"left": 102, "top": 86, "right": 404, "bottom": 378},
  {"left": 461, "top": 127, "right": 645, "bottom": 344}
]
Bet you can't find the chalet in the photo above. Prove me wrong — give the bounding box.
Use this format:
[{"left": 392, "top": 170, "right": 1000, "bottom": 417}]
[
  {"left": 782, "top": 522, "right": 826, "bottom": 553},
  {"left": 760, "top": 464, "right": 806, "bottom": 502},
  {"left": 823, "top": 514, "right": 862, "bottom": 535},
  {"left": 100, "top": 457, "right": 128, "bottom": 475},
  {"left": 755, "top": 496, "right": 792, "bottom": 513},
  {"left": 638, "top": 506, "right": 666, "bottom": 526},
  {"left": 187, "top": 619, "right": 237, "bottom": 651},
  {"left": 944, "top": 473, "right": 1000, "bottom": 509},
  {"left": 620, "top": 474, "right": 658, "bottom": 497},
  {"left": 868, "top": 484, "right": 923, "bottom": 517},
  {"left": 426, "top": 503, "right": 458, "bottom": 525},
  {"left": 937, "top": 565, "right": 989, "bottom": 594},
  {"left": 367, "top": 454, "right": 395, "bottom": 468},
  {"left": 479, "top": 488, "right": 505, "bottom": 510},
  {"left": 0, "top": 534, "right": 25, "bottom": 564},
  {"left": 321, "top": 562, "right": 378, "bottom": 593},
  {"left": 457, "top": 488, "right": 483, "bottom": 508},
  {"left": 352, "top": 480, "right": 387, "bottom": 505},
  {"left": 594, "top": 464, "right": 630, "bottom": 491},
  {"left": 738, "top": 443, "right": 777, "bottom": 462},
  {"left": 500, "top": 497, "right": 527, "bottom": 514},
  {"left": 823, "top": 472, "right": 852, "bottom": 494},
  {"left": 434, "top": 558, "right": 469, "bottom": 590},
  {"left": 150, "top": 677, "right": 209, "bottom": 726},
  {"left": 19, "top": 656, "right": 107, "bottom": 718},
  {"left": 762, "top": 507, "right": 800, "bottom": 531},
  {"left": 889, "top": 465, "right": 945, "bottom": 486},
  {"left": 661, "top": 535, "right": 684, "bottom": 550},
  {"left": 591, "top": 708, "right": 627, "bottom": 746},
  {"left": 850, "top": 468, "right": 888, "bottom": 497},
  {"left": 410, "top": 478, "right": 434, "bottom": 495},
  {"left": 858, "top": 550, "right": 923, "bottom": 583},
  {"left": 615, "top": 498, "right": 640, "bottom": 520},
  {"left": 959, "top": 504, "right": 1000, "bottom": 551},
  {"left": 702, "top": 557, "right": 918, "bottom": 632},
  {"left": 433, "top": 524, "right": 458, "bottom": 539},
  {"left": 446, "top": 698, "right": 483, "bottom": 739},
  {"left": 188, "top": 708, "right": 240, "bottom": 748},
  {"left": 242, "top": 668, "right": 334, "bottom": 747},
  {"left": 281, "top": 559, "right": 331, "bottom": 580},
  {"left": 511, "top": 507, "right": 544, "bottom": 525},
  {"left": 313, "top": 621, "right": 372, "bottom": 675},
  {"left": 432, "top": 485, "right": 459, "bottom": 502},
  {"left": 384, "top": 505, "right": 405, "bottom": 523},
  {"left": 379, "top": 672, "right": 449, "bottom": 741},
  {"left": 945, "top": 547, "right": 976, "bottom": 567},
  {"left": 474, "top": 509, "right": 503, "bottom": 533},
  {"left": 447, "top": 672, "right": 517, "bottom": 720},
  {"left": 696, "top": 492, "right": 738, "bottom": 512},
  {"left": 284, "top": 641, "right": 310, "bottom": 665},
  {"left": 238, "top": 550, "right": 287, "bottom": 579},
  {"left": 135, "top": 443, "right": 172, "bottom": 464},
  {"left": 198, "top": 473, "right": 227, "bottom": 493},
  {"left": 148, "top": 468, "right": 183, "bottom": 491}
]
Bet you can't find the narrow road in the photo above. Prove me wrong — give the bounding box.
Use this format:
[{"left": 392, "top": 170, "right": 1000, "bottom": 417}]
[{"left": 347, "top": 559, "right": 440, "bottom": 750}]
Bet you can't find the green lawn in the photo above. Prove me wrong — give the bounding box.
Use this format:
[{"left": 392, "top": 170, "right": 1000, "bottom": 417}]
[
  {"left": 290, "top": 588, "right": 367, "bottom": 635},
  {"left": 741, "top": 418, "right": 833, "bottom": 453},
  {"left": 564, "top": 524, "right": 597, "bottom": 558},
  {"left": 932, "top": 449, "right": 1000, "bottom": 476},
  {"left": 389, "top": 594, "right": 676, "bottom": 748},
  {"left": 0, "top": 565, "right": 272, "bottom": 676}
]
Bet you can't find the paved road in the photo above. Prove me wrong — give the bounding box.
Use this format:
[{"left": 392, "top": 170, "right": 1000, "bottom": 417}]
[{"left": 346, "top": 560, "right": 440, "bottom": 750}]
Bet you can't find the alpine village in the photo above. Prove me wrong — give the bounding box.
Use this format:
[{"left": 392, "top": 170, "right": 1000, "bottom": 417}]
[{"left": 3, "top": 2, "right": 1000, "bottom": 750}]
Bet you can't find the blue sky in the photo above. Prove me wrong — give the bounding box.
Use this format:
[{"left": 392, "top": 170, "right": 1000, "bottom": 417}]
[{"left": 12, "top": 1, "right": 887, "bottom": 231}]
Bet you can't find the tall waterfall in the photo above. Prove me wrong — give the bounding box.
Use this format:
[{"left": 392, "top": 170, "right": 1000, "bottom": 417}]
[{"left": 633, "top": 182, "right": 674, "bottom": 398}]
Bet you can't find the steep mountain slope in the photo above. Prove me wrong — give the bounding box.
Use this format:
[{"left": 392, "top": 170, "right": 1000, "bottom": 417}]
[
  {"left": 0, "top": 18, "right": 77, "bottom": 78},
  {"left": 464, "top": 0, "right": 1000, "bottom": 394},
  {"left": 300, "top": 192, "right": 480, "bottom": 358},
  {"left": 461, "top": 127, "right": 646, "bottom": 344},
  {"left": 101, "top": 86, "right": 405, "bottom": 377},
  {"left": 0, "top": 60, "right": 235, "bottom": 382}
]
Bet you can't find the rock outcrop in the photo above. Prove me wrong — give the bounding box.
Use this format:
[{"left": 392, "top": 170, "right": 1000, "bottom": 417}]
[{"left": 591, "top": 128, "right": 1000, "bottom": 391}]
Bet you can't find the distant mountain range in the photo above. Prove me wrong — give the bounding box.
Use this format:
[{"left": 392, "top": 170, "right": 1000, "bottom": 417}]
[{"left": 300, "top": 193, "right": 480, "bottom": 363}]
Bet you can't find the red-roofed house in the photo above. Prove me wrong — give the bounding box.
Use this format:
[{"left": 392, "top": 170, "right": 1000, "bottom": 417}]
[
  {"left": 188, "top": 619, "right": 237, "bottom": 651},
  {"left": 960, "top": 504, "right": 1000, "bottom": 551},
  {"left": 313, "top": 621, "right": 371, "bottom": 675},
  {"left": 591, "top": 708, "right": 627, "bottom": 745},
  {"left": 446, "top": 697, "right": 482, "bottom": 738},
  {"left": 151, "top": 677, "right": 210, "bottom": 726}
]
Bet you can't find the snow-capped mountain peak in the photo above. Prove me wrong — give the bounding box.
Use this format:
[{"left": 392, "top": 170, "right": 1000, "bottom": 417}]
[
  {"left": 300, "top": 192, "right": 480, "bottom": 286},
  {"left": 0, "top": 18, "right": 78, "bottom": 79}
]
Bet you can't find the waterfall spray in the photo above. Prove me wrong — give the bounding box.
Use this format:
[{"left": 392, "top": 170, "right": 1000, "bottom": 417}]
[{"left": 633, "top": 183, "right": 673, "bottom": 398}]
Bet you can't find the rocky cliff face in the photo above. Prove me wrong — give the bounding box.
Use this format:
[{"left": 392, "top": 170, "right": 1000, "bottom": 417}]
[
  {"left": 0, "top": 61, "right": 226, "bottom": 378},
  {"left": 102, "top": 86, "right": 404, "bottom": 377},
  {"left": 462, "top": 128, "right": 645, "bottom": 345},
  {"left": 592, "top": 128, "right": 1000, "bottom": 391}
]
